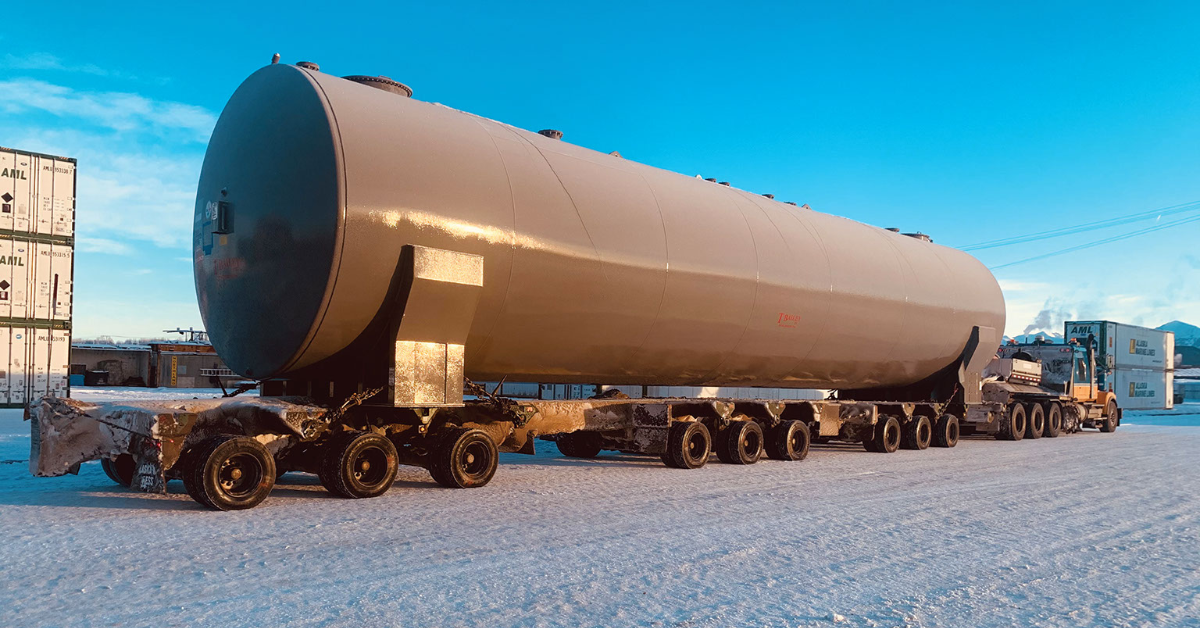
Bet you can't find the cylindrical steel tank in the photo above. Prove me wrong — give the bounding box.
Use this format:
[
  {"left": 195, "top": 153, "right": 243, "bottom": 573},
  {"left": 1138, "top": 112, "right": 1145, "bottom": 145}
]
[{"left": 194, "top": 64, "right": 1005, "bottom": 389}]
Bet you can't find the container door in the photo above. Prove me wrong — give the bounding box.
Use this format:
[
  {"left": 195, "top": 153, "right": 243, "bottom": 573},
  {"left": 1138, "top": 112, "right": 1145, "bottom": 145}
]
[
  {"left": 9, "top": 328, "right": 27, "bottom": 405},
  {"left": 13, "top": 154, "right": 32, "bottom": 234},
  {"left": 34, "top": 157, "right": 54, "bottom": 235},
  {"left": 0, "top": 150, "right": 15, "bottom": 232},
  {"left": 0, "top": 326, "right": 9, "bottom": 405},
  {"left": 32, "top": 242, "right": 51, "bottom": 320},
  {"left": 10, "top": 239, "right": 30, "bottom": 320},
  {"left": 31, "top": 328, "right": 50, "bottom": 401},
  {"left": 49, "top": 329, "right": 69, "bottom": 398},
  {"left": 51, "top": 159, "right": 75, "bottom": 237}
]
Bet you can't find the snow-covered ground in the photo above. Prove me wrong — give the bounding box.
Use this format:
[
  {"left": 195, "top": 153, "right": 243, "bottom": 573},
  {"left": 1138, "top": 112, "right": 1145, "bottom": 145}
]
[{"left": 1, "top": 393, "right": 1197, "bottom": 627}]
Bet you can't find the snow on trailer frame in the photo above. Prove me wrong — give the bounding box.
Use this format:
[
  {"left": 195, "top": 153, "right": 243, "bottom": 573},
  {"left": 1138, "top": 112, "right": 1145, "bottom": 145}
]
[{"left": 29, "top": 387, "right": 955, "bottom": 505}]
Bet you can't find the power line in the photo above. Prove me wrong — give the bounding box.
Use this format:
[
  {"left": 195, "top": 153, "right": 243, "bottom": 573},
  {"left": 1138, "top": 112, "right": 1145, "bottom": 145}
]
[
  {"left": 961, "top": 200, "right": 1200, "bottom": 251},
  {"left": 990, "top": 212, "right": 1200, "bottom": 270}
]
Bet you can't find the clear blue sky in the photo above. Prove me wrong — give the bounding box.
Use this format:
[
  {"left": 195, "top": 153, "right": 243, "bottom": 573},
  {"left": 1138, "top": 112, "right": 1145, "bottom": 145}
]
[{"left": 2, "top": 1, "right": 1198, "bottom": 339}]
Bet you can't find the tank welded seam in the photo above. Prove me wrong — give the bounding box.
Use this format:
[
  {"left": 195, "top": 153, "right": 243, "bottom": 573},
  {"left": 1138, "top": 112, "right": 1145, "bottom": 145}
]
[
  {"left": 278, "top": 69, "right": 349, "bottom": 376},
  {"left": 627, "top": 173, "right": 671, "bottom": 365},
  {"left": 466, "top": 117, "right": 520, "bottom": 355},
  {"left": 512, "top": 133, "right": 605, "bottom": 277},
  {"left": 874, "top": 233, "right": 914, "bottom": 381},
  {"left": 696, "top": 190, "right": 762, "bottom": 385},
  {"left": 775, "top": 203, "right": 836, "bottom": 370},
  {"left": 736, "top": 194, "right": 815, "bottom": 383}
]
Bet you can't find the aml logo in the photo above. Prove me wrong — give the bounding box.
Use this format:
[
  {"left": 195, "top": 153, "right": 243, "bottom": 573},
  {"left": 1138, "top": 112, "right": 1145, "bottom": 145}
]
[
  {"left": 0, "top": 255, "right": 24, "bottom": 266},
  {"left": 1, "top": 168, "right": 27, "bottom": 180}
]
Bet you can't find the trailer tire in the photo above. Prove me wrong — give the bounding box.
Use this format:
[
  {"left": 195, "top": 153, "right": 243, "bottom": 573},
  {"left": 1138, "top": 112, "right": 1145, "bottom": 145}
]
[
  {"left": 1044, "top": 403, "right": 1062, "bottom": 438},
  {"left": 1024, "top": 403, "right": 1045, "bottom": 439},
  {"left": 101, "top": 454, "right": 136, "bottom": 488},
  {"left": 319, "top": 431, "right": 399, "bottom": 499},
  {"left": 871, "top": 416, "right": 902, "bottom": 453},
  {"left": 932, "top": 414, "right": 959, "bottom": 448},
  {"left": 765, "top": 420, "right": 810, "bottom": 461},
  {"left": 182, "top": 435, "right": 276, "bottom": 511},
  {"left": 998, "top": 403, "right": 1026, "bottom": 441},
  {"left": 901, "top": 415, "right": 932, "bottom": 450},
  {"left": 1100, "top": 400, "right": 1119, "bottom": 432},
  {"left": 556, "top": 432, "right": 603, "bottom": 458},
  {"left": 428, "top": 428, "right": 498, "bottom": 488},
  {"left": 661, "top": 421, "right": 711, "bottom": 469},
  {"left": 716, "top": 420, "right": 764, "bottom": 465}
]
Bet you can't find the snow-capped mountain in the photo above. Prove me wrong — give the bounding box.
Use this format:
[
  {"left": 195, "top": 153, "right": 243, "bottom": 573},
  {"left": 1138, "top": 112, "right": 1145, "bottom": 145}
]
[{"left": 1157, "top": 320, "right": 1200, "bottom": 347}]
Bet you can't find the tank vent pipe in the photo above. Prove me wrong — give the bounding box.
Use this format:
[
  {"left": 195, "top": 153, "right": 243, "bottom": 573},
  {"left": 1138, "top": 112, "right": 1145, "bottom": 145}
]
[
  {"left": 538, "top": 129, "right": 563, "bottom": 140},
  {"left": 344, "top": 75, "right": 413, "bottom": 97},
  {"left": 705, "top": 178, "right": 717, "bottom": 182},
  {"left": 886, "top": 227, "right": 900, "bottom": 232},
  {"left": 762, "top": 193, "right": 775, "bottom": 199},
  {"left": 296, "top": 61, "right": 321, "bottom": 71},
  {"left": 785, "top": 201, "right": 797, "bottom": 206},
  {"left": 719, "top": 181, "right": 731, "bottom": 186}
]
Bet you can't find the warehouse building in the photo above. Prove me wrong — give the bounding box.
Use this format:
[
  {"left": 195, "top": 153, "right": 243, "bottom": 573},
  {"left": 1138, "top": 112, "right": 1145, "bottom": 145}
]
[{"left": 71, "top": 340, "right": 238, "bottom": 389}]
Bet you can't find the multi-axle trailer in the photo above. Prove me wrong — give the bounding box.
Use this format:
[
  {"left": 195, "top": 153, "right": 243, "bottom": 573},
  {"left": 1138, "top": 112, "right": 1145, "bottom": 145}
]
[
  {"left": 29, "top": 331, "right": 1120, "bottom": 511},
  {"left": 28, "top": 59, "right": 1118, "bottom": 509}
]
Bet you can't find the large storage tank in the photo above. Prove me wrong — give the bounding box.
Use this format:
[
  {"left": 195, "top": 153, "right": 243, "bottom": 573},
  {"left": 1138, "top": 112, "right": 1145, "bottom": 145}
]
[{"left": 194, "top": 64, "right": 1005, "bottom": 391}]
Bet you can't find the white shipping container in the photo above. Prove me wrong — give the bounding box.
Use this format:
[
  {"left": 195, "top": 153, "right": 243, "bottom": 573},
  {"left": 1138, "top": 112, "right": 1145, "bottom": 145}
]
[
  {"left": 1065, "top": 320, "right": 1174, "bottom": 372},
  {"left": 1114, "top": 325, "right": 1173, "bottom": 371},
  {"left": 1112, "top": 368, "right": 1174, "bottom": 411},
  {"left": 1, "top": 147, "right": 74, "bottom": 238}
]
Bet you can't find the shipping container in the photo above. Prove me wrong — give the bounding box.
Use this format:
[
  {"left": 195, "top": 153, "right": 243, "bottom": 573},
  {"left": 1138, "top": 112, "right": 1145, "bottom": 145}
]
[
  {"left": 1110, "top": 367, "right": 1174, "bottom": 411},
  {"left": 1064, "top": 320, "right": 1174, "bottom": 375},
  {"left": 0, "top": 146, "right": 75, "bottom": 408}
]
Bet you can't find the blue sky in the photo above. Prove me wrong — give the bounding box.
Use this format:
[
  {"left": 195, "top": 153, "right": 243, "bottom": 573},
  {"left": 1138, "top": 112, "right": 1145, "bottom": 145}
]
[{"left": 1, "top": 1, "right": 1198, "bottom": 339}]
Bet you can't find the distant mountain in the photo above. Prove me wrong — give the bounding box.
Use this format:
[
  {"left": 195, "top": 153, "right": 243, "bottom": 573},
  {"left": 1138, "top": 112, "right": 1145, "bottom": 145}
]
[
  {"left": 1157, "top": 320, "right": 1200, "bottom": 347},
  {"left": 1003, "top": 330, "right": 1064, "bottom": 344}
]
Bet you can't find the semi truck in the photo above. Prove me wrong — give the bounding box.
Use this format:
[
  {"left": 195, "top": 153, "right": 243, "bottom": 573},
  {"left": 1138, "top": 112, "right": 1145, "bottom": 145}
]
[{"left": 29, "top": 60, "right": 1120, "bottom": 510}]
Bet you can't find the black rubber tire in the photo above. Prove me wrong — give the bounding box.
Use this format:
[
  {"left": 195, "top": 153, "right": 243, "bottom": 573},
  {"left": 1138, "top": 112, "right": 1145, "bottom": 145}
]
[
  {"left": 999, "top": 403, "right": 1026, "bottom": 441},
  {"left": 765, "top": 420, "right": 809, "bottom": 461},
  {"left": 932, "top": 415, "right": 959, "bottom": 448},
  {"left": 319, "top": 431, "right": 399, "bottom": 498},
  {"left": 661, "top": 421, "right": 711, "bottom": 469},
  {"left": 1044, "top": 403, "right": 1062, "bottom": 438},
  {"left": 556, "top": 432, "right": 603, "bottom": 458},
  {"left": 428, "top": 428, "right": 498, "bottom": 488},
  {"left": 181, "top": 435, "right": 276, "bottom": 511},
  {"left": 101, "top": 454, "right": 136, "bottom": 487},
  {"left": 1024, "top": 403, "right": 1045, "bottom": 440},
  {"left": 715, "top": 420, "right": 764, "bottom": 465},
  {"left": 900, "top": 415, "right": 932, "bottom": 450},
  {"left": 863, "top": 430, "right": 880, "bottom": 452},
  {"left": 872, "top": 416, "right": 902, "bottom": 453},
  {"left": 1100, "top": 400, "right": 1119, "bottom": 432}
]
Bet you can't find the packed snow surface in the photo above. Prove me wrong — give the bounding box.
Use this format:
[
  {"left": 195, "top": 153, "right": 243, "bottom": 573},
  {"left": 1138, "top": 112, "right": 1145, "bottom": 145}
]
[{"left": 1, "top": 390, "right": 1197, "bottom": 627}]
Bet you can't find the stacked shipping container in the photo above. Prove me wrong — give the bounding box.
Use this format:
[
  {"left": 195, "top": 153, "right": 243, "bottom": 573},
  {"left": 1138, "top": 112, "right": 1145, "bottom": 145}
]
[
  {"left": 0, "top": 147, "right": 75, "bottom": 408},
  {"left": 1065, "top": 320, "right": 1174, "bottom": 410}
]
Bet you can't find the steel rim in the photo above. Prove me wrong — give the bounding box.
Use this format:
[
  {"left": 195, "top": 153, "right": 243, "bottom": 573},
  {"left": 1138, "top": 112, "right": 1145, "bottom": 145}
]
[
  {"left": 218, "top": 453, "right": 264, "bottom": 498},
  {"left": 741, "top": 428, "right": 761, "bottom": 456},
  {"left": 353, "top": 445, "right": 389, "bottom": 486},
  {"left": 459, "top": 440, "right": 492, "bottom": 478},
  {"left": 918, "top": 421, "right": 931, "bottom": 444},
  {"left": 686, "top": 430, "right": 708, "bottom": 460},
  {"left": 788, "top": 427, "right": 805, "bottom": 453}
]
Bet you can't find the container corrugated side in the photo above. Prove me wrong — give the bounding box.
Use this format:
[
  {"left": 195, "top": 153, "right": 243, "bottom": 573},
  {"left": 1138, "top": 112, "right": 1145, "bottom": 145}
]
[{"left": 1112, "top": 367, "right": 1174, "bottom": 411}]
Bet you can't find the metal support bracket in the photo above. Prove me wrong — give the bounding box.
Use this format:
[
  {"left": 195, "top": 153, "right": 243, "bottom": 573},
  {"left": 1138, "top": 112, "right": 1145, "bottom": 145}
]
[{"left": 386, "top": 245, "right": 484, "bottom": 408}]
